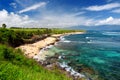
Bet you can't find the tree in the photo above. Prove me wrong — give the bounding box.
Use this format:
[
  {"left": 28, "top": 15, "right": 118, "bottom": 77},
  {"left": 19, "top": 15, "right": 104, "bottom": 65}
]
[{"left": 2, "top": 24, "right": 7, "bottom": 28}]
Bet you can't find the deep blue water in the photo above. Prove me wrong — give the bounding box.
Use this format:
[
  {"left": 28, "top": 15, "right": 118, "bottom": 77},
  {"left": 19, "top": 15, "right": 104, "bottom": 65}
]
[{"left": 49, "top": 31, "right": 120, "bottom": 80}]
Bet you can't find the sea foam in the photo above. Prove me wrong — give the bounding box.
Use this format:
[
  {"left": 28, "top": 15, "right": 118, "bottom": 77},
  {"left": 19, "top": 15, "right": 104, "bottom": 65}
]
[
  {"left": 59, "top": 62, "right": 85, "bottom": 78},
  {"left": 103, "top": 32, "right": 120, "bottom": 36}
]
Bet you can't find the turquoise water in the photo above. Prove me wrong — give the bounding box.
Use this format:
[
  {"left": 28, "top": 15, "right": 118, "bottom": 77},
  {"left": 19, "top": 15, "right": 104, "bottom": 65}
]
[{"left": 48, "top": 31, "right": 120, "bottom": 80}]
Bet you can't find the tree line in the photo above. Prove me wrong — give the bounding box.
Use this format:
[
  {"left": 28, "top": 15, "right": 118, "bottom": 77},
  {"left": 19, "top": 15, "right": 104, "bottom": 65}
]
[{"left": 0, "top": 24, "right": 84, "bottom": 47}]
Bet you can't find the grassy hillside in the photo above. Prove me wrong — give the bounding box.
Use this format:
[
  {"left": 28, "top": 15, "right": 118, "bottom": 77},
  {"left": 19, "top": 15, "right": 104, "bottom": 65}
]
[
  {"left": 0, "top": 45, "right": 71, "bottom": 80},
  {"left": 0, "top": 27, "right": 84, "bottom": 80}
]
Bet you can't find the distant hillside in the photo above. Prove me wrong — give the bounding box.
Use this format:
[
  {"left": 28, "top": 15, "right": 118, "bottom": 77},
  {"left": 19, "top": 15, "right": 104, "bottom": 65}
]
[{"left": 68, "top": 25, "right": 120, "bottom": 31}]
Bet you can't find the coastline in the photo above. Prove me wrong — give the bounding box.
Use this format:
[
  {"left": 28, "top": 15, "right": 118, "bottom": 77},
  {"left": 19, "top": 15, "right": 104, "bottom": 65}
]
[
  {"left": 17, "top": 34, "right": 61, "bottom": 59},
  {"left": 17, "top": 32, "right": 84, "bottom": 59},
  {"left": 17, "top": 31, "right": 86, "bottom": 80}
]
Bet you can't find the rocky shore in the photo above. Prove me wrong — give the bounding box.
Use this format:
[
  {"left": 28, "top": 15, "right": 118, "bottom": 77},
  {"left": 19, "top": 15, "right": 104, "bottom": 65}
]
[
  {"left": 17, "top": 32, "right": 89, "bottom": 80},
  {"left": 40, "top": 53, "right": 89, "bottom": 80}
]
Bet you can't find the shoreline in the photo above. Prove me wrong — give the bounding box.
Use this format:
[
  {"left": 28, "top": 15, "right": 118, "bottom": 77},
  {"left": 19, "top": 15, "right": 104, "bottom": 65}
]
[
  {"left": 17, "top": 32, "right": 86, "bottom": 80},
  {"left": 17, "top": 32, "right": 84, "bottom": 59},
  {"left": 17, "top": 35, "right": 61, "bottom": 59}
]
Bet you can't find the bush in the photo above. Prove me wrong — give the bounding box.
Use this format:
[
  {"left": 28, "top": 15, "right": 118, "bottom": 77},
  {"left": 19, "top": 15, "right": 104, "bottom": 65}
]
[
  {"left": 0, "top": 28, "right": 24, "bottom": 47},
  {"left": 3, "top": 48, "right": 14, "bottom": 60}
]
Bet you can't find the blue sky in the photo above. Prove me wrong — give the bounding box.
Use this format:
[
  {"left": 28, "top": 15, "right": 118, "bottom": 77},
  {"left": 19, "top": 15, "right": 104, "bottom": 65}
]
[{"left": 0, "top": 0, "right": 120, "bottom": 28}]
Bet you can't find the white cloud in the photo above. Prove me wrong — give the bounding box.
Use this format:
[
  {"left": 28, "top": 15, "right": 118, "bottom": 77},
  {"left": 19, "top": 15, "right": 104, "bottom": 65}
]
[
  {"left": 95, "top": 16, "right": 120, "bottom": 25},
  {"left": 0, "top": 9, "right": 92, "bottom": 28},
  {"left": 0, "top": 9, "right": 37, "bottom": 27},
  {"left": 33, "top": 15, "right": 120, "bottom": 27},
  {"left": 0, "top": 10, "right": 120, "bottom": 28},
  {"left": 38, "top": 14, "right": 88, "bottom": 27},
  {"left": 112, "top": 8, "right": 120, "bottom": 13},
  {"left": 71, "top": 12, "right": 85, "bottom": 16},
  {"left": 85, "top": 3, "right": 120, "bottom": 11},
  {"left": 10, "top": 2, "right": 17, "bottom": 8},
  {"left": 19, "top": 2, "right": 46, "bottom": 13}
]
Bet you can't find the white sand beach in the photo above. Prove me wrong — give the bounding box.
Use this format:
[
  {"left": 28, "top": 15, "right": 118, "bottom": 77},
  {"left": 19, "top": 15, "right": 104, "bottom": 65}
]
[{"left": 17, "top": 32, "right": 84, "bottom": 60}]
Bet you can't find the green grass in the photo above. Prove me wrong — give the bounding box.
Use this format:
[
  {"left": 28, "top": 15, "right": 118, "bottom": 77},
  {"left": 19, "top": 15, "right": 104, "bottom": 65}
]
[
  {"left": 0, "top": 45, "right": 71, "bottom": 80},
  {"left": 10, "top": 28, "right": 85, "bottom": 34},
  {"left": 0, "top": 27, "right": 85, "bottom": 80}
]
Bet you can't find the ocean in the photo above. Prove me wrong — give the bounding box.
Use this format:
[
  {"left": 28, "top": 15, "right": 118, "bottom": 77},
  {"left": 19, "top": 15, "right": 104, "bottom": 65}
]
[{"left": 47, "top": 31, "right": 120, "bottom": 80}]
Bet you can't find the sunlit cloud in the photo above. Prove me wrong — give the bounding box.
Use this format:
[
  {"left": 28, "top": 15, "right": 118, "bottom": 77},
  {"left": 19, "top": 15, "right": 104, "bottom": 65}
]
[
  {"left": 19, "top": 2, "right": 47, "bottom": 13},
  {"left": 0, "top": 9, "right": 37, "bottom": 27},
  {"left": 95, "top": 16, "right": 120, "bottom": 25},
  {"left": 85, "top": 3, "right": 120, "bottom": 11}
]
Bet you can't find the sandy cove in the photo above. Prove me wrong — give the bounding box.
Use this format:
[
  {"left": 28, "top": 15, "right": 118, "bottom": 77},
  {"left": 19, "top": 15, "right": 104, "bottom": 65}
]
[
  {"left": 17, "top": 32, "right": 84, "bottom": 60},
  {"left": 17, "top": 35, "right": 61, "bottom": 58}
]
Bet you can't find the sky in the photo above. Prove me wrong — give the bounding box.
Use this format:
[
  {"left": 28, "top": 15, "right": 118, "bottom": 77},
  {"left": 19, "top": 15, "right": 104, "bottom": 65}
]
[{"left": 0, "top": 0, "right": 120, "bottom": 29}]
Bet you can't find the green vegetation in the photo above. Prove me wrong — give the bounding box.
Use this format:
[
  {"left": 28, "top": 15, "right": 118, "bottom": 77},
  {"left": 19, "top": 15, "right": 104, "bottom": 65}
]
[
  {"left": 0, "top": 45, "right": 71, "bottom": 80},
  {"left": 10, "top": 27, "right": 85, "bottom": 35},
  {"left": 0, "top": 25, "right": 84, "bottom": 80},
  {"left": 0, "top": 27, "right": 85, "bottom": 47},
  {"left": 0, "top": 28, "right": 24, "bottom": 47}
]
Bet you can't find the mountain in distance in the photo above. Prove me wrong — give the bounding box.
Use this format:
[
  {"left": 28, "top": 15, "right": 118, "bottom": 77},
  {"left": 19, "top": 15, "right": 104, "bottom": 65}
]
[{"left": 68, "top": 25, "right": 120, "bottom": 31}]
